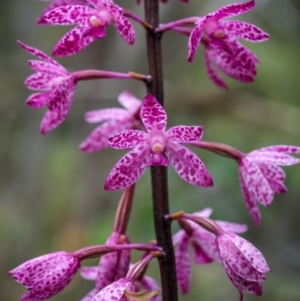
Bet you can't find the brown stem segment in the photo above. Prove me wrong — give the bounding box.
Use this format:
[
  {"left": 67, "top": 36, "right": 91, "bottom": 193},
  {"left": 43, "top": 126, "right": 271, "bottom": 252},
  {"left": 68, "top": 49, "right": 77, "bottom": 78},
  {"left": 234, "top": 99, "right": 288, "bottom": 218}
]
[{"left": 144, "top": 1, "right": 178, "bottom": 301}]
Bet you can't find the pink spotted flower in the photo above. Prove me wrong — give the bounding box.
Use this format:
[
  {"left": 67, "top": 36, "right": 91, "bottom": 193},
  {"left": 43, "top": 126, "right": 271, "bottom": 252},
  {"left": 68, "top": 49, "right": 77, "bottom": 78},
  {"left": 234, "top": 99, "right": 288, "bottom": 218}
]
[
  {"left": 238, "top": 145, "right": 300, "bottom": 225},
  {"left": 173, "top": 208, "right": 247, "bottom": 294},
  {"left": 9, "top": 251, "right": 80, "bottom": 301},
  {"left": 40, "top": 0, "right": 135, "bottom": 56},
  {"left": 80, "top": 232, "right": 130, "bottom": 301},
  {"left": 80, "top": 91, "right": 142, "bottom": 153},
  {"left": 217, "top": 232, "right": 270, "bottom": 300},
  {"left": 188, "top": 0, "right": 269, "bottom": 89},
  {"left": 18, "top": 40, "right": 76, "bottom": 134},
  {"left": 105, "top": 94, "right": 213, "bottom": 191}
]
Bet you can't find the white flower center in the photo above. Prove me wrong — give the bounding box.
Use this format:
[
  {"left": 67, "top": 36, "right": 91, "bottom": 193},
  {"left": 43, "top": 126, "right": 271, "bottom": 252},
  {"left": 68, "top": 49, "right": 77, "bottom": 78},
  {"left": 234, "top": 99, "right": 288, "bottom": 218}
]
[
  {"left": 150, "top": 135, "right": 165, "bottom": 153},
  {"left": 90, "top": 10, "right": 113, "bottom": 27},
  {"left": 204, "top": 19, "right": 225, "bottom": 39},
  {"left": 48, "top": 76, "right": 65, "bottom": 89}
]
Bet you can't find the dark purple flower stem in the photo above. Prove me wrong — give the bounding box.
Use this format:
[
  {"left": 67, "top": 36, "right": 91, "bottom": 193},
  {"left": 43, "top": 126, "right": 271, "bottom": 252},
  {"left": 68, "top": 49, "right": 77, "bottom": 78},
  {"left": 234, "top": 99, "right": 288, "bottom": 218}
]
[{"left": 144, "top": 1, "right": 178, "bottom": 301}]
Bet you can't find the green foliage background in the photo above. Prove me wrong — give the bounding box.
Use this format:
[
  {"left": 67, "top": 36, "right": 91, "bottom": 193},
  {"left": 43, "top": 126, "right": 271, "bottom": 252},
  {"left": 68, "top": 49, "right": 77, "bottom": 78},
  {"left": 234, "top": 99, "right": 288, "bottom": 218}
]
[{"left": 1, "top": 0, "right": 300, "bottom": 300}]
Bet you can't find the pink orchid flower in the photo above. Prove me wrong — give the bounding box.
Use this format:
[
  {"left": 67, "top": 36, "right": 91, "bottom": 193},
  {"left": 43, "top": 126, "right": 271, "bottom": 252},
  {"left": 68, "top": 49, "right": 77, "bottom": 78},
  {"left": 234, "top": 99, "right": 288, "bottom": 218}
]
[
  {"left": 238, "top": 145, "right": 300, "bottom": 225},
  {"left": 9, "top": 251, "right": 80, "bottom": 301},
  {"left": 40, "top": 0, "right": 135, "bottom": 56},
  {"left": 173, "top": 208, "right": 247, "bottom": 294},
  {"left": 188, "top": 0, "right": 269, "bottom": 89},
  {"left": 134, "top": 275, "right": 162, "bottom": 301},
  {"left": 80, "top": 232, "right": 130, "bottom": 301},
  {"left": 217, "top": 232, "right": 270, "bottom": 301},
  {"left": 80, "top": 91, "right": 142, "bottom": 153},
  {"left": 37, "top": 0, "right": 88, "bottom": 23},
  {"left": 104, "top": 94, "right": 213, "bottom": 191},
  {"left": 18, "top": 40, "right": 76, "bottom": 134},
  {"left": 137, "top": 0, "right": 188, "bottom": 4}
]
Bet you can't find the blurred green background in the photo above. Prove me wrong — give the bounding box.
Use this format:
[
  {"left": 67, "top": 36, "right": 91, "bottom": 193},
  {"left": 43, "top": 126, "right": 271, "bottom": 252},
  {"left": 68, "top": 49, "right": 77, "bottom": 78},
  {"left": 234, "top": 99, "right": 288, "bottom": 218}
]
[{"left": 1, "top": 0, "right": 300, "bottom": 300}]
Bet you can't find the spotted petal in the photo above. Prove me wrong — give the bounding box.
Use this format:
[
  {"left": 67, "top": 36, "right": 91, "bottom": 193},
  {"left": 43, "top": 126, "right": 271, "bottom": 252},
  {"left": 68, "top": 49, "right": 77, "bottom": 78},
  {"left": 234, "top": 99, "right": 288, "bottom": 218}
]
[
  {"left": 239, "top": 158, "right": 274, "bottom": 207},
  {"left": 256, "top": 145, "right": 300, "bottom": 154},
  {"left": 238, "top": 166, "right": 261, "bottom": 226},
  {"left": 80, "top": 266, "right": 98, "bottom": 280},
  {"left": 175, "top": 234, "right": 191, "bottom": 294},
  {"left": 187, "top": 18, "right": 205, "bottom": 62},
  {"left": 80, "top": 120, "right": 133, "bottom": 153},
  {"left": 84, "top": 108, "right": 129, "bottom": 123},
  {"left": 216, "top": 221, "right": 248, "bottom": 234},
  {"left": 118, "top": 90, "right": 141, "bottom": 113},
  {"left": 26, "top": 92, "right": 50, "bottom": 108},
  {"left": 105, "top": 144, "right": 151, "bottom": 191},
  {"left": 53, "top": 24, "right": 106, "bottom": 57},
  {"left": 213, "top": 0, "right": 255, "bottom": 20},
  {"left": 25, "top": 72, "right": 58, "bottom": 90},
  {"left": 248, "top": 151, "right": 300, "bottom": 166},
  {"left": 166, "top": 142, "right": 213, "bottom": 187},
  {"left": 17, "top": 40, "right": 63, "bottom": 68},
  {"left": 28, "top": 60, "right": 67, "bottom": 75},
  {"left": 166, "top": 126, "right": 203, "bottom": 143},
  {"left": 109, "top": 130, "right": 148, "bottom": 149},
  {"left": 140, "top": 95, "right": 167, "bottom": 132},
  {"left": 41, "top": 5, "right": 95, "bottom": 25},
  {"left": 114, "top": 14, "right": 135, "bottom": 45},
  {"left": 223, "top": 20, "right": 269, "bottom": 42}
]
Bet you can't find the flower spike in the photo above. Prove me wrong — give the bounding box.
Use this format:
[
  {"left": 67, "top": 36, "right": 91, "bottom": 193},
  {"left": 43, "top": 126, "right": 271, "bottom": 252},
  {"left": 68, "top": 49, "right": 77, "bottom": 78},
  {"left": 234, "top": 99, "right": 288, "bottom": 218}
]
[
  {"left": 40, "top": 0, "right": 135, "bottom": 56},
  {"left": 105, "top": 94, "right": 213, "bottom": 191}
]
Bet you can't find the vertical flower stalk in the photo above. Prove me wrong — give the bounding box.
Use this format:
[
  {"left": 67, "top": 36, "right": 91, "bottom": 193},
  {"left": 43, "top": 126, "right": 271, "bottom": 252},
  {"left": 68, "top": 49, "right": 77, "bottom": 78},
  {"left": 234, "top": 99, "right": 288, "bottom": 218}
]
[{"left": 144, "top": 1, "right": 178, "bottom": 301}]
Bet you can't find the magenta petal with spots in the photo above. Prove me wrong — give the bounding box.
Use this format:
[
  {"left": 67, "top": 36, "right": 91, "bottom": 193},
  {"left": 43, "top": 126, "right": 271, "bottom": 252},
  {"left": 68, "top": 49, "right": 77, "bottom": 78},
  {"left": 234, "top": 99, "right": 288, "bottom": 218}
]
[
  {"left": 19, "top": 41, "right": 76, "bottom": 133},
  {"left": 238, "top": 144, "right": 300, "bottom": 224},
  {"left": 216, "top": 232, "right": 270, "bottom": 300},
  {"left": 165, "top": 126, "right": 203, "bottom": 143},
  {"left": 105, "top": 144, "right": 152, "bottom": 191},
  {"left": 137, "top": 275, "right": 162, "bottom": 301},
  {"left": 9, "top": 251, "right": 80, "bottom": 301},
  {"left": 140, "top": 95, "right": 167, "bottom": 132},
  {"left": 166, "top": 142, "right": 213, "bottom": 187},
  {"left": 109, "top": 130, "right": 148, "bottom": 149}
]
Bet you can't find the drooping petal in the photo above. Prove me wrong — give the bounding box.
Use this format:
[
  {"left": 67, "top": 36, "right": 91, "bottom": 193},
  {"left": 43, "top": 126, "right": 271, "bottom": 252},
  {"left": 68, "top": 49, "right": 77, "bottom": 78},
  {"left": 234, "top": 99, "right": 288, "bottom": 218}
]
[
  {"left": 26, "top": 92, "right": 50, "bottom": 108},
  {"left": 104, "top": 144, "right": 151, "bottom": 191},
  {"left": 139, "top": 276, "right": 162, "bottom": 301},
  {"left": 109, "top": 130, "right": 148, "bottom": 149},
  {"left": 140, "top": 95, "right": 167, "bottom": 132},
  {"left": 248, "top": 151, "right": 300, "bottom": 166},
  {"left": 166, "top": 142, "right": 213, "bottom": 187},
  {"left": 204, "top": 51, "right": 228, "bottom": 89},
  {"left": 238, "top": 158, "right": 274, "bottom": 207},
  {"left": 53, "top": 24, "right": 106, "bottom": 57},
  {"left": 17, "top": 40, "right": 63, "bottom": 68},
  {"left": 25, "top": 72, "right": 57, "bottom": 90},
  {"left": 166, "top": 126, "right": 203, "bottom": 143},
  {"left": 172, "top": 230, "right": 186, "bottom": 246},
  {"left": 191, "top": 239, "right": 214, "bottom": 264},
  {"left": 212, "top": 0, "right": 255, "bottom": 20},
  {"left": 175, "top": 234, "right": 191, "bottom": 294},
  {"left": 84, "top": 108, "right": 129, "bottom": 123},
  {"left": 80, "top": 287, "right": 99, "bottom": 301},
  {"left": 238, "top": 167, "right": 261, "bottom": 226},
  {"left": 194, "top": 207, "right": 213, "bottom": 218},
  {"left": 223, "top": 20, "right": 269, "bottom": 42},
  {"left": 187, "top": 18, "right": 205, "bottom": 62},
  {"left": 41, "top": 5, "right": 95, "bottom": 25},
  {"left": 40, "top": 107, "right": 70, "bottom": 134},
  {"left": 114, "top": 14, "right": 135, "bottom": 45},
  {"left": 80, "top": 120, "right": 133, "bottom": 153},
  {"left": 117, "top": 90, "right": 141, "bottom": 113}
]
